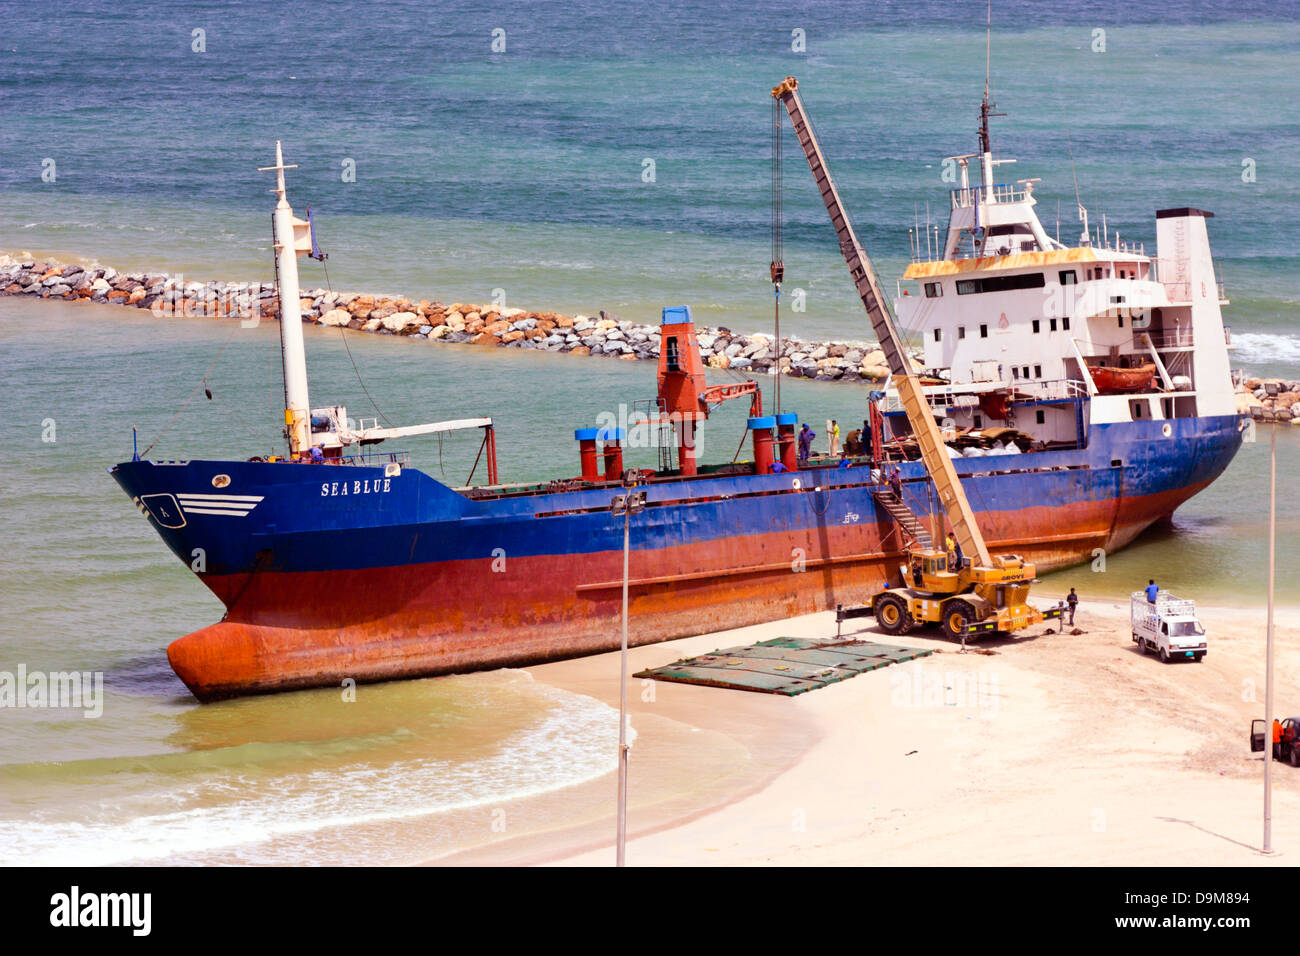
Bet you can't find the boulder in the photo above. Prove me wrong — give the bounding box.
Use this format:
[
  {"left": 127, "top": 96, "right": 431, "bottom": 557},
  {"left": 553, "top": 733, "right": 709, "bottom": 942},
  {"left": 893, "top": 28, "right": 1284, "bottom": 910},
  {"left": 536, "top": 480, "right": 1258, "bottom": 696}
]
[
  {"left": 320, "top": 308, "right": 352, "bottom": 327},
  {"left": 380, "top": 311, "right": 419, "bottom": 332}
]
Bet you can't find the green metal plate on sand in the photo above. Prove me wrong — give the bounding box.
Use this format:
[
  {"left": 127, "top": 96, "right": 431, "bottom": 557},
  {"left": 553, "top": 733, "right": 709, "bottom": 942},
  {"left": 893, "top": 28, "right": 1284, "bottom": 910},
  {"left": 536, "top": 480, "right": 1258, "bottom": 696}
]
[{"left": 635, "top": 638, "right": 933, "bottom": 696}]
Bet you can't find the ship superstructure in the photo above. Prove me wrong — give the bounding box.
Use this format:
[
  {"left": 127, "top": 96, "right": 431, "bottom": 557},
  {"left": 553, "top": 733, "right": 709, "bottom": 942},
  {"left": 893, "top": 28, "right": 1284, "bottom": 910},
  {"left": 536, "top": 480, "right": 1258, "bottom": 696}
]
[{"left": 892, "top": 111, "right": 1235, "bottom": 451}]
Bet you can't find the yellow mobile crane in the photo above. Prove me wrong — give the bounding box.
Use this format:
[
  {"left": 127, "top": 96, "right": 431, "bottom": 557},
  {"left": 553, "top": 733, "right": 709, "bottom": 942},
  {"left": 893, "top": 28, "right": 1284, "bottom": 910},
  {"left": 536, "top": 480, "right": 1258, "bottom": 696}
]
[{"left": 772, "top": 76, "right": 1061, "bottom": 640}]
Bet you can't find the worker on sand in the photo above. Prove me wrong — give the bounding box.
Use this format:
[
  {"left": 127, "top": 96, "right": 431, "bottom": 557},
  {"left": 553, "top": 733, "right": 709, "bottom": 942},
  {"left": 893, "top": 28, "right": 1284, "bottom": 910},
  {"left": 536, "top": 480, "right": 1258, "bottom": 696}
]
[
  {"left": 1145, "top": 579, "right": 1159, "bottom": 603},
  {"left": 1275, "top": 719, "right": 1283, "bottom": 760},
  {"left": 797, "top": 424, "right": 815, "bottom": 463},
  {"left": 1066, "top": 587, "right": 1078, "bottom": 625}
]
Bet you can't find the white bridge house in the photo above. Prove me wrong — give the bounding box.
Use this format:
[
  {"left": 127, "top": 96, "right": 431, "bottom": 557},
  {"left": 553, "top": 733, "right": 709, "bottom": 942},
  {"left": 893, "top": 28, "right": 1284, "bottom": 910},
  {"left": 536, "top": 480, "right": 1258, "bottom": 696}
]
[{"left": 891, "top": 159, "right": 1237, "bottom": 449}]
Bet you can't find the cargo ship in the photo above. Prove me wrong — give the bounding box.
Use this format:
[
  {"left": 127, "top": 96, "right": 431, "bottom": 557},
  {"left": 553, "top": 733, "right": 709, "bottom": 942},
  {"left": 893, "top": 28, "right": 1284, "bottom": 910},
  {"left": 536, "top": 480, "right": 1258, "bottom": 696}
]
[{"left": 112, "top": 101, "right": 1248, "bottom": 700}]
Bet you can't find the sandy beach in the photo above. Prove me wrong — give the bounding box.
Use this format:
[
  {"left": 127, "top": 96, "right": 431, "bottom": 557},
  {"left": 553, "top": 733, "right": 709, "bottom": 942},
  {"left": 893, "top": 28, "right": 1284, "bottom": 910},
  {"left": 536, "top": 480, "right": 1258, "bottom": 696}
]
[{"left": 438, "top": 598, "right": 1300, "bottom": 866}]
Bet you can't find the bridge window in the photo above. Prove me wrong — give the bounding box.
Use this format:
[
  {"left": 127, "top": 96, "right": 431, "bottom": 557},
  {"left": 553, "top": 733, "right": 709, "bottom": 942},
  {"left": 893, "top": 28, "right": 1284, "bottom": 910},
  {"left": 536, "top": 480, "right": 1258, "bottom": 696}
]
[
  {"left": 934, "top": 327, "right": 942, "bottom": 342},
  {"left": 1050, "top": 318, "right": 1058, "bottom": 332},
  {"left": 958, "top": 326, "right": 966, "bottom": 339},
  {"left": 1034, "top": 364, "right": 1042, "bottom": 377},
  {"left": 1063, "top": 317, "right": 1071, "bottom": 331},
  {"left": 924, "top": 282, "right": 943, "bottom": 298},
  {"left": 1032, "top": 319, "right": 1041, "bottom": 333},
  {"left": 955, "top": 273, "right": 1046, "bottom": 295},
  {"left": 979, "top": 324, "right": 988, "bottom": 338},
  {"left": 1060, "top": 270, "right": 1077, "bottom": 285}
]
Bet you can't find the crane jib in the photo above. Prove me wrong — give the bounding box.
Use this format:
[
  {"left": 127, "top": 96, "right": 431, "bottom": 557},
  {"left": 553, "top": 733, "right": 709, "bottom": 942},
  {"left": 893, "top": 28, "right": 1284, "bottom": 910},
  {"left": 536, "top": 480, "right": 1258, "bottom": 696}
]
[{"left": 772, "top": 75, "right": 993, "bottom": 568}]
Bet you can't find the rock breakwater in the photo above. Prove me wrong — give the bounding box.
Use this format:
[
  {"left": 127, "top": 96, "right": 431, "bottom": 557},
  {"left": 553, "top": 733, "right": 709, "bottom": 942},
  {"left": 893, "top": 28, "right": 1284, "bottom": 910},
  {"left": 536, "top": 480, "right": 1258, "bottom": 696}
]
[{"left": 0, "top": 253, "right": 918, "bottom": 383}]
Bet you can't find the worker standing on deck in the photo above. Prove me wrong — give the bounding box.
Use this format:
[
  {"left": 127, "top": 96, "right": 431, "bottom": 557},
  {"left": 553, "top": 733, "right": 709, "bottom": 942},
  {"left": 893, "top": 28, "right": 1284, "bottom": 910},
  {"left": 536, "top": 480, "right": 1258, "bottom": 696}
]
[
  {"left": 1145, "top": 579, "right": 1159, "bottom": 603},
  {"left": 1066, "top": 587, "right": 1078, "bottom": 626},
  {"left": 829, "top": 420, "right": 841, "bottom": 456},
  {"left": 798, "top": 424, "right": 815, "bottom": 463}
]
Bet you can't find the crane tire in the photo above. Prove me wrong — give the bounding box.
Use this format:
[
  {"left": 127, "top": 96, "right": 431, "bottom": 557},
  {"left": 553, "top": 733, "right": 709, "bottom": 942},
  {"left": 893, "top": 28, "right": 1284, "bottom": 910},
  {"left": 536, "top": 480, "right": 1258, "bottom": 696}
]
[{"left": 874, "top": 594, "right": 914, "bottom": 636}]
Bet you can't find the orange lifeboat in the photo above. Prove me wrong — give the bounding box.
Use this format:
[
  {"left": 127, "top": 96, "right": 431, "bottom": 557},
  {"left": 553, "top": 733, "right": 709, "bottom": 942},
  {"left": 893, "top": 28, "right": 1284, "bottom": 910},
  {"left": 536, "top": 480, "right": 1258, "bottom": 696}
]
[{"left": 1088, "top": 362, "right": 1157, "bottom": 394}]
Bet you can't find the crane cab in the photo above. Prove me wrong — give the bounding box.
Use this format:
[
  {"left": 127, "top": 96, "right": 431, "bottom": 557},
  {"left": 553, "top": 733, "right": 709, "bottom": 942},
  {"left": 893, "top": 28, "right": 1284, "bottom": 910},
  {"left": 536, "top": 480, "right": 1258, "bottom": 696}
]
[{"left": 902, "top": 548, "right": 969, "bottom": 594}]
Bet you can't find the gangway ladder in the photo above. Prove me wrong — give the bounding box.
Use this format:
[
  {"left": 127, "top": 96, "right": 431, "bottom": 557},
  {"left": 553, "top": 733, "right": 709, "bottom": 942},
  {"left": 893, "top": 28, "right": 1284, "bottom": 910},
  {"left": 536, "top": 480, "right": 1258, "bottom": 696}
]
[
  {"left": 872, "top": 488, "right": 933, "bottom": 549},
  {"left": 772, "top": 75, "right": 991, "bottom": 567}
]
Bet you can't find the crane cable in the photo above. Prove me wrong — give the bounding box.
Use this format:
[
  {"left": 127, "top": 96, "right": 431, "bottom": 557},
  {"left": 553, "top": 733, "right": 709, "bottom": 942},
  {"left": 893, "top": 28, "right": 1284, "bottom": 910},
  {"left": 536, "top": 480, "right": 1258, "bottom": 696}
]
[{"left": 320, "top": 258, "right": 395, "bottom": 429}]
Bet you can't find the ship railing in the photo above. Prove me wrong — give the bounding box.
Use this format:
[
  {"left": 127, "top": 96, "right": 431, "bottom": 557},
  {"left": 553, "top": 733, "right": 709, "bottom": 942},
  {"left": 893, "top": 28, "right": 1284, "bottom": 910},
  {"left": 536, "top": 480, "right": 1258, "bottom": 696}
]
[
  {"left": 1134, "top": 328, "right": 1195, "bottom": 350},
  {"left": 949, "top": 183, "right": 1029, "bottom": 209},
  {"left": 1095, "top": 237, "right": 1146, "bottom": 256},
  {"left": 879, "top": 377, "right": 1088, "bottom": 413},
  {"left": 334, "top": 449, "right": 411, "bottom": 467}
]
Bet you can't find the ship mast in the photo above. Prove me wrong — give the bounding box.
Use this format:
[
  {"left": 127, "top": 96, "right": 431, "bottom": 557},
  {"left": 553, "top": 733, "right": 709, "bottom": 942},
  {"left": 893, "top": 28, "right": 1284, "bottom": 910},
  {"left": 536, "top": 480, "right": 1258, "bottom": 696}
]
[
  {"left": 977, "top": 0, "right": 1004, "bottom": 204},
  {"left": 259, "top": 141, "right": 312, "bottom": 458}
]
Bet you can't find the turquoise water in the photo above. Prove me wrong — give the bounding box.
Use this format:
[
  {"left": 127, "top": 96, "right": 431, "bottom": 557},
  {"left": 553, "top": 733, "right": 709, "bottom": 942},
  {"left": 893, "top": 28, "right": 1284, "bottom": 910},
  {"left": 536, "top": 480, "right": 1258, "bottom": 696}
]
[{"left": 1, "top": 1, "right": 1297, "bottom": 864}]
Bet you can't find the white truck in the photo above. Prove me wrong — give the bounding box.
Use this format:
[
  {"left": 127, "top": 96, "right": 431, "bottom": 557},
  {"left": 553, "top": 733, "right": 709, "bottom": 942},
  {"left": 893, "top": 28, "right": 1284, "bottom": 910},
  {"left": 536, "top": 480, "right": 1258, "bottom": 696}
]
[{"left": 1131, "top": 591, "right": 1207, "bottom": 663}]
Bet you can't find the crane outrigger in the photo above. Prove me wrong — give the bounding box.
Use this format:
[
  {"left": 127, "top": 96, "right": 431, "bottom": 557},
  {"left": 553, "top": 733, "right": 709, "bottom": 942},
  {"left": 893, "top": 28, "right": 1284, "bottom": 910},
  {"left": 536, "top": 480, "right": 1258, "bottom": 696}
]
[{"left": 772, "top": 76, "right": 1061, "bottom": 640}]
